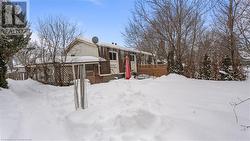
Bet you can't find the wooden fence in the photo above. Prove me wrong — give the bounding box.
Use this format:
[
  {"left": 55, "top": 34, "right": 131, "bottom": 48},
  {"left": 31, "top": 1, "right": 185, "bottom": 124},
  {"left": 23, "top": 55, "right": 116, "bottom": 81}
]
[
  {"left": 7, "top": 72, "right": 28, "bottom": 80},
  {"left": 137, "top": 64, "right": 168, "bottom": 77}
]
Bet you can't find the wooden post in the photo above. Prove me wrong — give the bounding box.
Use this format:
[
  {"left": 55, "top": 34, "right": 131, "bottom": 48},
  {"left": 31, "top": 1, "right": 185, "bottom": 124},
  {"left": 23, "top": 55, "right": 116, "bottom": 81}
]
[{"left": 22, "top": 73, "right": 25, "bottom": 80}]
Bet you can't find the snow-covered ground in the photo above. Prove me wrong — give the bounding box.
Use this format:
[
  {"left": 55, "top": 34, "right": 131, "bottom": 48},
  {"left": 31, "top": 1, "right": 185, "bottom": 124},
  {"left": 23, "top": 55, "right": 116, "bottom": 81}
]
[{"left": 0, "top": 74, "right": 250, "bottom": 141}]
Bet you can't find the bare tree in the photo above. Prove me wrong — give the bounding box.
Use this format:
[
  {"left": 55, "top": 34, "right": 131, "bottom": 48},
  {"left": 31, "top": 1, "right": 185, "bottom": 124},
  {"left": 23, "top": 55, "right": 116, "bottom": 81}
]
[
  {"left": 124, "top": 0, "right": 248, "bottom": 80},
  {"left": 37, "top": 16, "right": 81, "bottom": 63},
  {"left": 14, "top": 41, "right": 39, "bottom": 66},
  {"left": 36, "top": 16, "right": 81, "bottom": 85},
  {"left": 236, "top": 0, "right": 250, "bottom": 54},
  {"left": 124, "top": 0, "right": 207, "bottom": 74},
  {"left": 213, "top": 0, "right": 250, "bottom": 75}
]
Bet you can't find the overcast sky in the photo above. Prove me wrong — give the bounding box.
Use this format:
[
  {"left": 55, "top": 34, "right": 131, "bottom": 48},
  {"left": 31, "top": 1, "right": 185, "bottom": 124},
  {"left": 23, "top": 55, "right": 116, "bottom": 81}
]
[{"left": 29, "top": 0, "right": 136, "bottom": 46}]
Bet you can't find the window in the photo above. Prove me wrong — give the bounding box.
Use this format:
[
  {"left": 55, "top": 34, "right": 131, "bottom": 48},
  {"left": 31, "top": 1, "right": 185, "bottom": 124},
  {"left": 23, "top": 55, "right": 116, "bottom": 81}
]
[
  {"left": 85, "top": 64, "right": 95, "bottom": 76},
  {"left": 130, "top": 54, "right": 135, "bottom": 61},
  {"left": 109, "top": 52, "right": 112, "bottom": 60},
  {"left": 109, "top": 52, "right": 117, "bottom": 60}
]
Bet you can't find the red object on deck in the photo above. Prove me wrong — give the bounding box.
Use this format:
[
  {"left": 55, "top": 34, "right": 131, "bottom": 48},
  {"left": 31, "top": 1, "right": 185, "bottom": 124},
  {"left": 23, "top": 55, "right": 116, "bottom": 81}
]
[{"left": 125, "top": 56, "right": 131, "bottom": 80}]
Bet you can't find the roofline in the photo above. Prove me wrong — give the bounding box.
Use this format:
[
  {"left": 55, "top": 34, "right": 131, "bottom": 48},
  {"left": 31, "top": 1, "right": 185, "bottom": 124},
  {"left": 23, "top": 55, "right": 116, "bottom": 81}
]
[
  {"left": 66, "top": 37, "right": 153, "bottom": 56},
  {"left": 66, "top": 38, "right": 97, "bottom": 53},
  {"left": 99, "top": 44, "right": 152, "bottom": 55},
  {"left": 28, "top": 61, "right": 101, "bottom": 66}
]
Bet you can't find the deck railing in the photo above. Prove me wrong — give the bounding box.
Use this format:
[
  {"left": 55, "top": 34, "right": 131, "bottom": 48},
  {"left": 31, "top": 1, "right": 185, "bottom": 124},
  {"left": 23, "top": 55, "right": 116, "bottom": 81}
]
[
  {"left": 7, "top": 72, "right": 28, "bottom": 80},
  {"left": 137, "top": 64, "right": 168, "bottom": 77}
]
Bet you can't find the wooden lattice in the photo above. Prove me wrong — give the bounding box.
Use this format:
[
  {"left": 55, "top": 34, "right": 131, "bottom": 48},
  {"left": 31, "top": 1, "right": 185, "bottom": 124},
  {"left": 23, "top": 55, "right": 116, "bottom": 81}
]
[{"left": 26, "top": 63, "right": 99, "bottom": 86}]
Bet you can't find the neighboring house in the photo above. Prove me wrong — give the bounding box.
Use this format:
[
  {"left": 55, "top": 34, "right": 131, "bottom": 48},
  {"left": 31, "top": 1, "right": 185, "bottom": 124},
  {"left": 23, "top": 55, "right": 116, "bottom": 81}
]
[{"left": 26, "top": 37, "right": 153, "bottom": 85}]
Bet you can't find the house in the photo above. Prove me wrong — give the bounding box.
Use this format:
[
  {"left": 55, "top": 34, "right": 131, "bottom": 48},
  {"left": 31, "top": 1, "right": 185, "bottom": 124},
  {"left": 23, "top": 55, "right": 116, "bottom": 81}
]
[
  {"left": 66, "top": 37, "right": 153, "bottom": 82},
  {"left": 26, "top": 37, "right": 153, "bottom": 85},
  {"left": 66, "top": 37, "right": 153, "bottom": 76}
]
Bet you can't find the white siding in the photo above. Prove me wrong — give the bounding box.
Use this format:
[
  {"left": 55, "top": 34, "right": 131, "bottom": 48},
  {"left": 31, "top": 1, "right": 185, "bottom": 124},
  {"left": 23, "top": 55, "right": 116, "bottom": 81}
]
[{"left": 67, "top": 43, "right": 99, "bottom": 57}]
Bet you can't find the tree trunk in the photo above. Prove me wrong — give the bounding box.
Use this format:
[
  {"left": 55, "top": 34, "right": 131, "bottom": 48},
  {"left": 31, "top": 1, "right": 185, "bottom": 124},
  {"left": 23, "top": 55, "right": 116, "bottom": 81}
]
[{"left": 228, "top": 0, "right": 237, "bottom": 74}]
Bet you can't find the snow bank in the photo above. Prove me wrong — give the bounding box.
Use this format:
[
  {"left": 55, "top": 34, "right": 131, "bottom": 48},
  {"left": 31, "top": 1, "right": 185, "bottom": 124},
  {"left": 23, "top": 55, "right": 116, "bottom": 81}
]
[{"left": 0, "top": 74, "right": 250, "bottom": 141}]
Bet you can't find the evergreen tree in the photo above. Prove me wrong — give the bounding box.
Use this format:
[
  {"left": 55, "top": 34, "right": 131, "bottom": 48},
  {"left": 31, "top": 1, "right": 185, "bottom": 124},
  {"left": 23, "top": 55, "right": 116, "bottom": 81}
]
[
  {"left": 200, "top": 54, "right": 212, "bottom": 80},
  {"left": 175, "top": 59, "right": 184, "bottom": 75},
  {"left": 0, "top": 2, "right": 31, "bottom": 88},
  {"left": 0, "top": 34, "right": 31, "bottom": 88},
  {"left": 220, "top": 55, "right": 233, "bottom": 80},
  {"left": 0, "top": 56, "right": 8, "bottom": 88},
  {"left": 167, "top": 50, "right": 175, "bottom": 73},
  {"left": 167, "top": 50, "right": 184, "bottom": 75}
]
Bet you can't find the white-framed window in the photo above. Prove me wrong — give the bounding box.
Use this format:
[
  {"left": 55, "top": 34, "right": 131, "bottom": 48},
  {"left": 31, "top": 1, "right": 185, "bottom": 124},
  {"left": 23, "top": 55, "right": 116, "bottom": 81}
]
[
  {"left": 109, "top": 51, "right": 117, "bottom": 60},
  {"left": 130, "top": 54, "right": 135, "bottom": 61}
]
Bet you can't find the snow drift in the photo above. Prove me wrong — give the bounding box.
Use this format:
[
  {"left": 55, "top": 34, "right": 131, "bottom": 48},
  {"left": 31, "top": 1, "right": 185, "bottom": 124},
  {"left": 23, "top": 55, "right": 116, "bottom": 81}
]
[{"left": 0, "top": 74, "right": 250, "bottom": 141}]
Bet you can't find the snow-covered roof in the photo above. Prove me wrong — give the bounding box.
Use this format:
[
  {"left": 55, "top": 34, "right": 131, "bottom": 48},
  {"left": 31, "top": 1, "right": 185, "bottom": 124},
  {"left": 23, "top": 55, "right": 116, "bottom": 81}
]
[
  {"left": 76, "top": 37, "right": 152, "bottom": 56},
  {"left": 35, "top": 56, "right": 106, "bottom": 64},
  {"left": 100, "top": 42, "right": 152, "bottom": 55},
  {"left": 65, "top": 56, "right": 106, "bottom": 63}
]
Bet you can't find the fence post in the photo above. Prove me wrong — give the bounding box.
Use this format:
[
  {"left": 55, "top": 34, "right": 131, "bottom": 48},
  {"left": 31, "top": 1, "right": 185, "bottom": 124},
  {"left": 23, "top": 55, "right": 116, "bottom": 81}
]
[
  {"left": 73, "top": 64, "right": 87, "bottom": 110},
  {"left": 79, "top": 64, "right": 86, "bottom": 109},
  {"left": 72, "top": 65, "right": 79, "bottom": 110}
]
